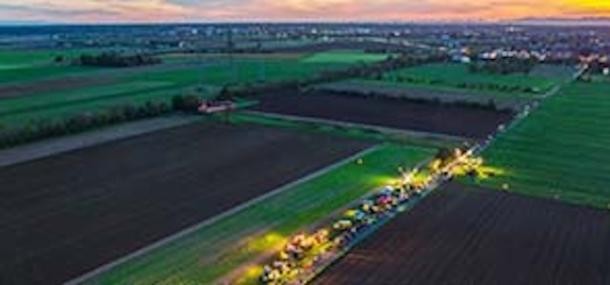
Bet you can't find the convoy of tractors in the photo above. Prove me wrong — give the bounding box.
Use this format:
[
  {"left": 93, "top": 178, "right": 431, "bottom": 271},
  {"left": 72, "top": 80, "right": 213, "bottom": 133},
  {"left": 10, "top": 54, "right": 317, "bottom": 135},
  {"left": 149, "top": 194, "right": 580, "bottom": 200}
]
[{"left": 259, "top": 147, "right": 484, "bottom": 285}]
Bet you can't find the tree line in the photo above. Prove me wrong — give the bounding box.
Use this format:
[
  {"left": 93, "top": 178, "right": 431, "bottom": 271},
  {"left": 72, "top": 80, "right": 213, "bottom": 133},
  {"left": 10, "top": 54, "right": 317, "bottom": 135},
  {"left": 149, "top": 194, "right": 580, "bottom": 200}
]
[
  {"left": 75, "top": 52, "right": 162, "bottom": 68},
  {"left": 469, "top": 58, "right": 537, "bottom": 75},
  {"left": 386, "top": 74, "right": 541, "bottom": 95},
  {"left": 313, "top": 88, "right": 503, "bottom": 112},
  {"left": 217, "top": 53, "right": 448, "bottom": 100},
  {"left": 0, "top": 96, "right": 203, "bottom": 149}
]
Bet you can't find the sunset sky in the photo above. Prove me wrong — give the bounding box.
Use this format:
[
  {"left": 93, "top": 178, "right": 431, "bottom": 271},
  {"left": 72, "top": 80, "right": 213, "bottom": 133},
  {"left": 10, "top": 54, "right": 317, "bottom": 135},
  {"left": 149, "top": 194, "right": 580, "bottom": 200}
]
[{"left": 0, "top": 0, "right": 609, "bottom": 23}]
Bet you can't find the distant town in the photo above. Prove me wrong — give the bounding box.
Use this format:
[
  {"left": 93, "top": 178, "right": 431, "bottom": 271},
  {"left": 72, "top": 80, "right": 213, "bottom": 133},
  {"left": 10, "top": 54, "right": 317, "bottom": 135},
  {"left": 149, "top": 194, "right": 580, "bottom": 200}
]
[{"left": 2, "top": 23, "right": 610, "bottom": 68}]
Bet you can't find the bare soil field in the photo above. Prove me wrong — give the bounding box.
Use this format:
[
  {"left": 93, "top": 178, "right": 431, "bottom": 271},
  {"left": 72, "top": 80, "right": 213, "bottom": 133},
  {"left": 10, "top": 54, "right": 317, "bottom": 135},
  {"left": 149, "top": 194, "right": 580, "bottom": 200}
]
[
  {"left": 0, "top": 75, "right": 119, "bottom": 99},
  {"left": 316, "top": 80, "right": 524, "bottom": 111},
  {"left": 314, "top": 182, "right": 610, "bottom": 285},
  {"left": 254, "top": 90, "right": 513, "bottom": 139},
  {"left": 0, "top": 121, "right": 372, "bottom": 285},
  {"left": 0, "top": 115, "right": 201, "bottom": 168}
]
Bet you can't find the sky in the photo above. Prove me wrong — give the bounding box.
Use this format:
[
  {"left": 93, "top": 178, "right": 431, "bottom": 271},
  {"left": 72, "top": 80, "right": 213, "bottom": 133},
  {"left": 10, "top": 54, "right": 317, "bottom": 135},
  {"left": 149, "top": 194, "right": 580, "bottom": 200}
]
[{"left": 0, "top": 0, "right": 609, "bottom": 23}]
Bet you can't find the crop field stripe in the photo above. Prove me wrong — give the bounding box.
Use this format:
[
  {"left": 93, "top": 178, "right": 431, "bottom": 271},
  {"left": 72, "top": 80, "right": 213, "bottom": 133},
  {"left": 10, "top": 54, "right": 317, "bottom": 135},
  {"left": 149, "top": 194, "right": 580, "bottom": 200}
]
[
  {"left": 228, "top": 112, "right": 460, "bottom": 149},
  {"left": 472, "top": 80, "right": 610, "bottom": 208},
  {"left": 0, "top": 81, "right": 174, "bottom": 117},
  {"left": 243, "top": 110, "right": 467, "bottom": 145},
  {"left": 65, "top": 145, "right": 383, "bottom": 285}
]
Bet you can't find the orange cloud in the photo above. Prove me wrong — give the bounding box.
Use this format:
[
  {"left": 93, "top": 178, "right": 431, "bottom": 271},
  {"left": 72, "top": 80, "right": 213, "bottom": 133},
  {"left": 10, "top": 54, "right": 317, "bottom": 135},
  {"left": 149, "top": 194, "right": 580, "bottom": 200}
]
[{"left": 2, "top": 0, "right": 610, "bottom": 23}]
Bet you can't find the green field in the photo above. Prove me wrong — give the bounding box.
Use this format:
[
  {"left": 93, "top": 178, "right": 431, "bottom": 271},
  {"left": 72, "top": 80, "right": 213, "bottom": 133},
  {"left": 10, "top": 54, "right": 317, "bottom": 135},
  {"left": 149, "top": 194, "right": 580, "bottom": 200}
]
[
  {"left": 0, "top": 50, "right": 379, "bottom": 129},
  {"left": 0, "top": 64, "right": 102, "bottom": 84},
  {"left": 80, "top": 144, "right": 434, "bottom": 285},
  {"left": 473, "top": 81, "right": 610, "bottom": 209},
  {"left": 0, "top": 49, "right": 386, "bottom": 85},
  {"left": 132, "top": 58, "right": 349, "bottom": 86},
  {"left": 228, "top": 112, "right": 460, "bottom": 149},
  {"left": 0, "top": 49, "right": 94, "bottom": 67},
  {"left": 301, "top": 50, "right": 388, "bottom": 64},
  {"left": 0, "top": 49, "right": 104, "bottom": 83},
  {"left": 0, "top": 81, "right": 177, "bottom": 127},
  {"left": 374, "top": 63, "right": 560, "bottom": 99}
]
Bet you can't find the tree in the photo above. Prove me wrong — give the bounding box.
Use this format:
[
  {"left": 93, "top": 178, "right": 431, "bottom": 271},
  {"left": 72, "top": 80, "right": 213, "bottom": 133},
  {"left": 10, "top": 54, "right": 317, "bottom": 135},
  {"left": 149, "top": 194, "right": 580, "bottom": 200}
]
[{"left": 171, "top": 95, "right": 201, "bottom": 112}]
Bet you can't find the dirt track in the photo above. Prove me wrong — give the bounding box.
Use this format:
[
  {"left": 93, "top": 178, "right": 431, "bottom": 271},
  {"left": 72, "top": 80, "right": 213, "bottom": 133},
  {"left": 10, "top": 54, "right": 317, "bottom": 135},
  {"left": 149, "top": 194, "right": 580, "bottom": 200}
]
[
  {"left": 0, "top": 122, "right": 372, "bottom": 285},
  {"left": 314, "top": 182, "right": 610, "bottom": 285},
  {"left": 254, "top": 91, "right": 513, "bottom": 139}
]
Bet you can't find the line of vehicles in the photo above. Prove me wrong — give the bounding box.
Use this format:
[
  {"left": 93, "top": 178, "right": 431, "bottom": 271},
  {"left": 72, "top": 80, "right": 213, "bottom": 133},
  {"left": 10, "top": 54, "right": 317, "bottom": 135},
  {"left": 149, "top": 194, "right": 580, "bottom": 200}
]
[{"left": 259, "top": 147, "right": 484, "bottom": 285}]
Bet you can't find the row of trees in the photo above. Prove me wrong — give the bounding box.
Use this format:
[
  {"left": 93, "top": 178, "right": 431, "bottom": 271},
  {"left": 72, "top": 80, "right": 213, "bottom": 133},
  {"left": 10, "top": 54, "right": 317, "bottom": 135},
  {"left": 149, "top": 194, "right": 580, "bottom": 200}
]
[
  {"left": 456, "top": 82, "right": 540, "bottom": 94},
  {"left": 76, "top": 52, "right": 162, "bottom": 68},
  {"left": 387, "top": 75, "right": 540, "bottom": 94},
  {"left": 171, "top": 94, "right": 202, "bottom": 112},
  {"left": 318, "top": 88, "right": 502, "bottom": 112},
  {"left": 217, "top": 54, "right": 448, "bottom": 100},
  {"left": 0, "top": 94, "right": 211, "bottom": 149},
  {"left": 0, "top": 101, "right": 173, "bottom": 149},
  {"left": 469, "top": 58, "right": 537, "bottom": 75}
]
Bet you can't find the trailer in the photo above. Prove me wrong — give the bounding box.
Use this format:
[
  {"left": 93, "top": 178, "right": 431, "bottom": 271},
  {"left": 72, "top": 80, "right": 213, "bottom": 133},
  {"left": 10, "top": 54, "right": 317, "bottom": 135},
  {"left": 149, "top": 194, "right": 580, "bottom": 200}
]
[{"left": 198, "top": 100, "right": 237, "bottom": 114}]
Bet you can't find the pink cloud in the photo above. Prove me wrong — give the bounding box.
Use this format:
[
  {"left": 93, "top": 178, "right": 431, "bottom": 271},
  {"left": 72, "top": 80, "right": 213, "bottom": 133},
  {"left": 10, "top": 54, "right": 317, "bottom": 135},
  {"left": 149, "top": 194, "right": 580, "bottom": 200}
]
[{"left": 0, "top": 0, "right": 608, "bottom": 23}]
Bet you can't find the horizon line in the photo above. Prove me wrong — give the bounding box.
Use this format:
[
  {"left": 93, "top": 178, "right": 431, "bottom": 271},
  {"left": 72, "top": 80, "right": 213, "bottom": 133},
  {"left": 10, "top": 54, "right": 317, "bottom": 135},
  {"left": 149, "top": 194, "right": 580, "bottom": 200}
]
[{"left": 2, "top": 18, "right": 610, "bottom": 28}]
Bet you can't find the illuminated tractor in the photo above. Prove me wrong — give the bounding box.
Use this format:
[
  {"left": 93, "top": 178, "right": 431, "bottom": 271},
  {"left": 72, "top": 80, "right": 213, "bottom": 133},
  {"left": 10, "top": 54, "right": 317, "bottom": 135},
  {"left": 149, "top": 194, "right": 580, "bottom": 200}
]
[
  {"left": 261, "top": 260, "right": 295, "bottom": 285},
  {"left": 375, "top": 194, "right": 395, "bottom": 211},
  {"left": 333, "top": 219, "right": 353, "bottom": 232},
  {"left": 361, "top": 200, "right": 382, "bottom": 214}
]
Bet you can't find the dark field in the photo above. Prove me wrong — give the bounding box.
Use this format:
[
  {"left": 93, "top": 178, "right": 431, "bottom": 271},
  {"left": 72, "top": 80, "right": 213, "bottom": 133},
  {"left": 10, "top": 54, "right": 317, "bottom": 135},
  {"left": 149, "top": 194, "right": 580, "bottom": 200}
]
[
  {"left": 0, "top": 122, "right": 372, "bottom": 285},
  {"left": 0, "top": 75, "right": 117, "bottom": 99},
  {"left": 314, "top": 183, "right": 610, "bottom": 285},
  {"left": 254, "top": 91, "right": 513, "bottom": 139}
]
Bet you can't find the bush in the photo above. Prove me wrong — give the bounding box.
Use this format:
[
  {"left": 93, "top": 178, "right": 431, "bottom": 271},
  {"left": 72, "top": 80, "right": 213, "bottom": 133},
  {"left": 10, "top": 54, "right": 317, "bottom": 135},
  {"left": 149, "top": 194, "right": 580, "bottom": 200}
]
[
  {"left": 172, "top": 95, "right": 201, "bottom": 112},
  {"left": 76, "top": 52, "right": 162, "bottom": 68},
  {"left": 469, "top": 58, "right": 536, "bottom": 75}
]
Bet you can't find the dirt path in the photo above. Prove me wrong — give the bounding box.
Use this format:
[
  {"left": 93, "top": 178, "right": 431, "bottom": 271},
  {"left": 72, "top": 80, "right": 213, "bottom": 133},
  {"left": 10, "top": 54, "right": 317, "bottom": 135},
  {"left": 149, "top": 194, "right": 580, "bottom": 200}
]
[{"left": 0, "top": 115, "right": 201, "bottom": 168}]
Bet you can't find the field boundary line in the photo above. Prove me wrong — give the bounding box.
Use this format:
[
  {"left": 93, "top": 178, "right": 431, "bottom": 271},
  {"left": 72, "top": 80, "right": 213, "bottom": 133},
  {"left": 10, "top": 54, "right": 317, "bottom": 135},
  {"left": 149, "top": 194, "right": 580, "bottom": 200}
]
[
  {"left": 243, "top": 110, "right": 467, "bottom": 144},
  {"left": 64, "top": 144, "right": 383, "bottom": 285},
  {"left": 0, "top": 115, "right": 201, "bottom": 168}
]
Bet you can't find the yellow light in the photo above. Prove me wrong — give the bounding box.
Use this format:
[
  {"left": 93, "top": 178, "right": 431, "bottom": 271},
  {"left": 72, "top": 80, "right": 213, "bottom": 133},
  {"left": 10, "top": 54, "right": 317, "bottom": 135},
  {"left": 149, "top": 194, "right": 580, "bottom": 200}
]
[
  {"left": 234, "top": 265, "right": 264, "bottom": 285},
  {"left": 245, "top": 232, "right": 287, "bottom": 253}
]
